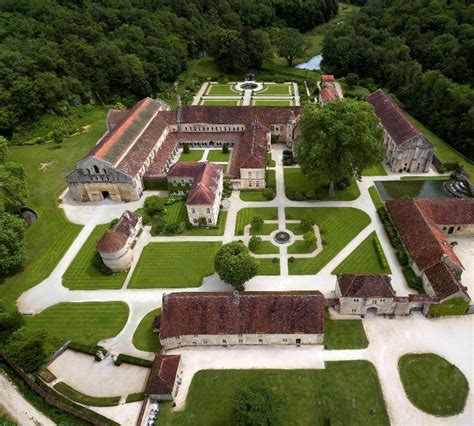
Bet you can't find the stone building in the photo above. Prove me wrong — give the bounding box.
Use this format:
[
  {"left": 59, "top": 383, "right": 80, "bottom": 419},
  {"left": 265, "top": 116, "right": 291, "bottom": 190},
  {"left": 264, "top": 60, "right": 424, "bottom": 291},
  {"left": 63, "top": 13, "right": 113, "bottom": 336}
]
[
  {"left": 66, "top": 99, "right": 301, "bottom": 200},
  {"left": 366, "top": 89, "right": 434, "bottom": 173},
  {"left": 386, "top": 199, "right": 473, "bottom": 308},
  {"left": 96, "top": 210, "right": 142, "bottom": 272},
  {"left": 158, "top": 291, "right": 325, "bottom": 350},
  {"left": 318, "top": 75, "right": 343, "bottom": 105},
  {"left": 144, "top": 353, "right": 182, "bottom": 401},
  {"left": 167, "top": 162, "right": 223, "bottom": 226}
]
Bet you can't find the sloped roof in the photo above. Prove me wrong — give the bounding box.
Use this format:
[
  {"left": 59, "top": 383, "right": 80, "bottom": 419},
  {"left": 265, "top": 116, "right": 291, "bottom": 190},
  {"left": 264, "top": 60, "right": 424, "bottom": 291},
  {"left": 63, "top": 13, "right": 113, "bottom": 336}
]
[
  {"left": 160, "top": 291, "right": 325, "bottom": 339},
  {"left": 337, "top": 274, "right": 395, "bottom": 298},
  {"left": 145, "top": 354, "right": 181, "bottom": 396},
  {"left": 366, "top": 89, "right": 433, "bottom": 148}
]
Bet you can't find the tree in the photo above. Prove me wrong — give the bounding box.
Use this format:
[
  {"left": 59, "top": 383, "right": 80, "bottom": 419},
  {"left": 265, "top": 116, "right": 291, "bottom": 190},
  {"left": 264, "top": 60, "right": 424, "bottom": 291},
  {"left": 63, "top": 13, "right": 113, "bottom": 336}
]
[
  {"left": 214, "top": 242, "right": 258, "bottom": 290},
  {"left": 275, "top": 28, "right": 309, "bottom": 67},
  {"left": 3, "top": 328, "right": 49, "bottom": 373},
  {"left": 297, "top": 99, "right": 384, "bottom": 196},
  {"left": 233, "top": 385, "right": 283, "bottom": 426},
  {"left": 0, "top": 212, "right": 26, "bottom": 276},
  {"left": 250, "top": 216, "right": 264, "bottom": 232},
  {"left": 248, "top": 236, "right": 261, "bottom": 252}
]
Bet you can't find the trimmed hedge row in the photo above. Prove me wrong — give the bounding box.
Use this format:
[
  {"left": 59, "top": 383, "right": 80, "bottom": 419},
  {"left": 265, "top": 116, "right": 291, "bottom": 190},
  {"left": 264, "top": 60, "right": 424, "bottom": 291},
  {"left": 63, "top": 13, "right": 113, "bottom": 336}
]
[{"left": 114, "top": 353, "right": 152, "bottom": 368}]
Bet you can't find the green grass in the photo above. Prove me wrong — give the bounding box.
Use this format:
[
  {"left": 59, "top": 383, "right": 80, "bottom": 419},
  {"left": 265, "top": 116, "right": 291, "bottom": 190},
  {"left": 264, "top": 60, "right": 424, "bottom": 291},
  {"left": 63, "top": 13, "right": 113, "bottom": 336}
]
[
  {"left": 200, "top": 99, "right": 240, "bottom": 106},
  {"left": 0, "top": 107, "right": 108, "bottom": 312},
  {"left": 250, "top": 241, "right": 279, "bottom": 255},
  {"left": 253, "top": 99, "right": 292, "bottom": 106},
  {"left": 128, "top": 242, "right": 221, "bottom": 288},
  {"left": 324, "top": 311, "right": 369, "bottom": 350},
  {"left": 285, "top": 208, "right": 371, "bottom": 275},
  {"left": 259, "top": 83, "right": 292, "bottom": 95},
  {"left": 178, "top": 149, "right": 205, "bottom": 162},
  {"left": 235, "top": 208, "right": 278, "bottom": 235},
  {"left": 332, "top": 232, "right": 391, "bottom": 275},
  {"left": 398, "top": 353, "right": 469, "bottom": 416},
  {"left": 239, "top": 190, "right": 272, "bottom": 202},
  {"left": 53, "top": 382, "right": 120, "bottom": 407},
  {"left": 206, "top": 84, "right": 238, "bottom": 96},
  {"left": 368, "top": 186, "right": 384, "bottom": 209},
  {"left": 207, "top": 150, "right": 230, "bottom": 162},
  {"left": 250, "top": 223, "right": 279, "bottom": 236},
  {"left": 157, "top": 362, "right": 389, "bottom": 426},
  {"left": 132, "top": 308, "right": 161, "bottom": 353},
  {"left": 257, "top": 258, "right": 280, "bottom": 275},
  {"left": 284, "top": 168, "right": 360, "bottom": 201},
  {"left": 287, "top": 238, "right": 316, "bottom": 254},
  {"left": 363, "top": 162, "right": 387, "bottom": 176},
  {"left": 62, "top": 225, "right": 127, "bottom": 290},
  {"left": 24, "top": 302, "right": 129, "bottom": 346}
]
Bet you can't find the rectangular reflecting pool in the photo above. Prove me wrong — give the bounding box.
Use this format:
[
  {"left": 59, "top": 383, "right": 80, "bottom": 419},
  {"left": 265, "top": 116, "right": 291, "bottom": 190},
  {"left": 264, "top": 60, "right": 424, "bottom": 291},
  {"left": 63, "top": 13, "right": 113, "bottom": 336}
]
[{"left": 375, "top": 179, "right": 453, "bottom": 200}]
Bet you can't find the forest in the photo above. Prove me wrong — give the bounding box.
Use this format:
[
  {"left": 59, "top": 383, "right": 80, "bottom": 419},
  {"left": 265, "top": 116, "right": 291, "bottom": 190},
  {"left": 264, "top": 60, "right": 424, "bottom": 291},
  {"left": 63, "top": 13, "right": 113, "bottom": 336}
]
[
  {"left": 323, "top": 0, "right": 474, "bottom": 160},
  {"left": 0, "top": 0, "right": 337, "bottom": 140}
]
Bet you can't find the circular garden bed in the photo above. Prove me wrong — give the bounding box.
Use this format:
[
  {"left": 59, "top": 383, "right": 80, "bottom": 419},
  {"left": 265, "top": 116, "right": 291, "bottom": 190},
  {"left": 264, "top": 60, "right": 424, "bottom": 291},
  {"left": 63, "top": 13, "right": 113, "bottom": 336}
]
[{"left": 398, "top": 353, "right": 469, "bottom": 416}]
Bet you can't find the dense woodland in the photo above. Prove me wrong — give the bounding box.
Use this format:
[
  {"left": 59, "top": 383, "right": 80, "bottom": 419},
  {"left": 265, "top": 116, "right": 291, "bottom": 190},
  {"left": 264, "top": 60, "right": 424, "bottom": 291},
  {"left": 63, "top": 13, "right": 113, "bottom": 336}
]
[
  {"left": 323, "top": 0, "right": 474, "bottom": 160},
  {"left": 0, "top": 0, "right": 337, "bottom": 139}
]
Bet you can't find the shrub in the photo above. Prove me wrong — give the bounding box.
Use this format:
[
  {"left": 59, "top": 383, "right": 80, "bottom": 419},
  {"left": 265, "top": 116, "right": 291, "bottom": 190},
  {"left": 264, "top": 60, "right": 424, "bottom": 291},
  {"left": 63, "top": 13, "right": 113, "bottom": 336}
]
[
  {"left": 263, "top": 188, "right": 275, "bottom": 200},
  {"left": 222, "top": 143, "right": 229, "bottom": 154},
  {"left": 92, "top": 252, "right": 113, "bottom": 275},
  {"left": 249, "top": 236, "right": 262, "bottom": 252},
  {"left": 250, "top": 216, "right": 264, "bottom": 231},
  {"left": 182, "top": 143, "right": 190, "bottom": 154}
]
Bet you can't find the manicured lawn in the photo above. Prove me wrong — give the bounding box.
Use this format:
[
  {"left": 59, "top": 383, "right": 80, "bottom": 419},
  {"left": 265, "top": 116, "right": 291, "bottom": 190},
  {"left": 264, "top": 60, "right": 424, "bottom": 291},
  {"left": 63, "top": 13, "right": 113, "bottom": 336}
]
[
  {"left": 178, "top": 149, "right": 205, "bottom": 162},
  {"left": 239, "top": 190, "right": 272, "bottom": 202},
  {"left": 206, "top": 84, "right": 238, "bottom": 96},
  {"left": 284, "top": 168, "right": 360, "bottom": 201},
  {"left": 25, "top": 302, "right": 129, "bottom": 346},
  {"left": 287, "top": 238, "right": 316, "bottom": 254},
  {"left": 260, "top": 83, "right": 292, "bottom": 95},
  {"left": 324, "top": 311, "right": 369, "bottom": 349},
  {"left": 1, "top": 107, "right": 108, "bottom": 312},
  {"left": 132, "top": 308, "right": 161, "bottom": 353},
  {"left": 200, "top": 99, "right": 240, "bottom": 106},
  {"left": 332, "top": 232, "right": 391, "bottom": 275},
  {"left": 257, "top": 258, "right": 280, "bottom": 275},
  {"left": 54, "top": 382, "right": 120, "bottom": 407},
  {"left": 128, "top": 242, "right": 221, "bottom": 288},
  {"left": 250, "top": 222, "right": 279, "bottom": 236},
  {"left": 368, "top": 186, "right": 384, "bottom": 209},
  {"left": 398, "top": 353, "right": 469, "bottom": 416},
  {"left": 250, "top": 241, "right": 279, "bottom": 255},
  {"left": 363, "top": 162, "right": 387, "bottom": 176},
  {"left": 235, "top": 208, "right": 278, "bottom": 235},
  {"left": 285, "top": 207, "right": 371, "bottom": 275},
  {"left": 253, "top": 99, "right": 292, "bottom": 106},
  {"left": 207, "top": 150, "right": 230, "bottom": 162},
  {"left": 62, "top": 225, "right": 127, "bottom": 290},
  {"left": 158, "top": 362, "right": 389, "bottom": 425}
]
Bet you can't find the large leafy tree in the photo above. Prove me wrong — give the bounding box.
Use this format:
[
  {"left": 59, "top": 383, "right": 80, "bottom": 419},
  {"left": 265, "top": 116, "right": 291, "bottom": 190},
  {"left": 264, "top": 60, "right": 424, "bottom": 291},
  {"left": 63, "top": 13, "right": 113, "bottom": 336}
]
[
  {"left": 0, "top": 212, "right": 26, "bottom": 276},
  {"left": 297, "top": 99, "right": 384, "bottom": 195},
  {"left": 274, "top": 28, "right": 309, "bottom": 67},
  {"left": 214, "top": 242, "right": 258, "bottom": 290}
]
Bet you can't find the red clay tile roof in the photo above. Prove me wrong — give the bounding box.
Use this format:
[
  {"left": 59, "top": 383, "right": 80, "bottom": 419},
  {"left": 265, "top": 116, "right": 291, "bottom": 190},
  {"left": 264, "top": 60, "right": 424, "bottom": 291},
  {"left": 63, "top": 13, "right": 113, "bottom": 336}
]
[
  {"left": 424, "top": 262, "right": 467, "bottom": 300},
  {"left": 386, "top": 199, "right": 463, "bottom": 271},
  {"left": 96, "top": 210, "right": 140, "bottom": 253},
  {"left": 145, "top": 354, "right": 181, "bottom": 396},
  {"left": 160, "top": 291, "right": 325, "bottom": 339},
  {"left": 337, "top": 274, "right": 395, "bottom": 298},
  {"left": 366, "top": 90, "right": 433, "bottom": 148}
]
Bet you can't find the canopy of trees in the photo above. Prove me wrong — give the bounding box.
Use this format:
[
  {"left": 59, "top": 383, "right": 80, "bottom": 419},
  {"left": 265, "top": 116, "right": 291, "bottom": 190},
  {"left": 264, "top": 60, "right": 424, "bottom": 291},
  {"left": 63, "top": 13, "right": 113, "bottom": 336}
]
[
  {"left": 322, "top": 0, "right": 474, "bottom": 160},
  {"left": 0, "top": 0, "right": 338, "bottom": 138},
  {"left": 297, "top": 99, "right": 384, "bottom": 195}
]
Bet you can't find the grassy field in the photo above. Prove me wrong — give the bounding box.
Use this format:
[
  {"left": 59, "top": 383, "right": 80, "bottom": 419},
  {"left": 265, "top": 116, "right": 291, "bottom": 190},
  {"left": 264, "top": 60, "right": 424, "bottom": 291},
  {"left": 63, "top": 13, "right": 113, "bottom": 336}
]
[
  {"left": 363, "top": 162, "right": 387, "bottom": 176},
  {"left": 284, "top": 168, "right": 360, "bottom": 201},
  {"left": 325, "top": 312, "right": 369, "bottom": 350},
  {"left": 285, "top": 207, "right": 371, "bottom": 275},
  {"left": 133, "top": 308, "right": 161, "bottom": 353},
  {"left": 54, "top": 382, "right": 120, "bottom": 407},
  {"left": 25, "top": 302, "right": 129, "bottom": 346},
  {"left": 253, "top": 99, "right": 293, "bottom": 106},
  {"left": 200, "top": 99, "right": 240, "bottom": 106},
  {"left": 332, "top": 232, "right": 391, "bottom": 275},
  {"left": 368, "top": 186, "right": 384, "bottom": 209},
  {"left": 178, "top": 149, "right": 205, "bottom": 162},
  {"left": 250, "top": 241, "right": 279, "bottom": 255},
  {"left": 206, "top": 84, "right": 238, "bottom": 96},
  {"left": 157, "top": 362, "right": 389, "bottom": 425},
  {"left": 398, "top": 353, "right": 469, "bottom": 416},
  {"left": 1, "top": 107, "right": 108, "bottom": 312},
  {"left": 62, "top": 225, "right": 127, "bottom": 290},
  {"left": 128, "top": 242, "right": 221, "bottom": 288},
  {"left": 235, "top": 208, "right": 278, "bottom": 235},
  {"left": 207, "top": 150, "right": 230, "bottom": 162},
  {"left": 257, "top": 258, "right": 280, "bottom": 275}
]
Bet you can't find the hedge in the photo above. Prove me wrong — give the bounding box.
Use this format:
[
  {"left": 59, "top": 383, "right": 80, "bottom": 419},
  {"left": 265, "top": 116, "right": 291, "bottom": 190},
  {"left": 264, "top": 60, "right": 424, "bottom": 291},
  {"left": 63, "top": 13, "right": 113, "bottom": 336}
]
[
  {"left": 125, "top": 392, "right": 145, "bottom": 403},
  {"left": 114, "top": 353, "right": 152, "bottom": 368},
  {"left": 428, "top": 297, "right": 469, "bottom": 317}
]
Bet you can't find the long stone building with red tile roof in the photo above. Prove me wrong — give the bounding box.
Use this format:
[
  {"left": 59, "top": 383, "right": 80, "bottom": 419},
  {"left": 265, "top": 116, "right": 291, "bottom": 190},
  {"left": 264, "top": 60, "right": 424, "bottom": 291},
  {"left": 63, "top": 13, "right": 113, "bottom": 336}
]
[
  {"left": 67, "top": 98, "right": 301, "bottom": 202},
  {"left": 366, "top": 89, "right": 434, "bottom": 173},
  {"left": 158, "top": 291, "right": 325, "bottom": 349}
]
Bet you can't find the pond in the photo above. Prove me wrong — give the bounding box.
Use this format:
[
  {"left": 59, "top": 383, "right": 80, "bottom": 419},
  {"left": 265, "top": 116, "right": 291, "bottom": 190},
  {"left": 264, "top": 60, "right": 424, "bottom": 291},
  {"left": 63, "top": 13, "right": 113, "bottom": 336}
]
[
  {"left": 296, "top": 54, "right": 323, "bottom": 71},
  {"left": 374, "top": 180, "right": 453, "bottom": 200}
]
